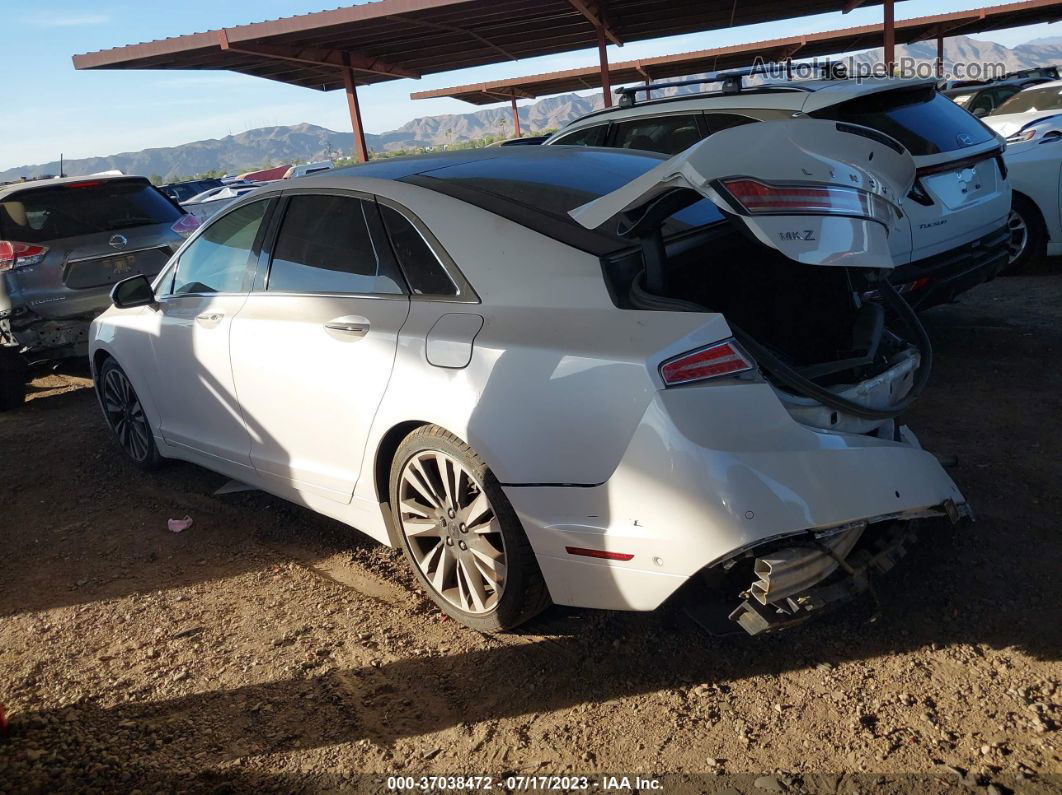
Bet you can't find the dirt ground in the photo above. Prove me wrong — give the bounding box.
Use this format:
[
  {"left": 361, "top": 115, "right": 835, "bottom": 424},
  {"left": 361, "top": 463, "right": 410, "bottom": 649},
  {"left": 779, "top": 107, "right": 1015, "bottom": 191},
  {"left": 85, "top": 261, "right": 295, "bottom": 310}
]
[{"left": 1, "top": 273, "right": 1060, "bottom": 794}]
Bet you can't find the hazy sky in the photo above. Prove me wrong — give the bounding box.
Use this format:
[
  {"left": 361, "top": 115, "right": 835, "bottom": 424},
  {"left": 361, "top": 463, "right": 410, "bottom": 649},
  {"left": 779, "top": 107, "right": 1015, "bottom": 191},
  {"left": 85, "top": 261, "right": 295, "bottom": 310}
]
[{"left": 1, "top": 0, "right": 1057, "bottom": 169}]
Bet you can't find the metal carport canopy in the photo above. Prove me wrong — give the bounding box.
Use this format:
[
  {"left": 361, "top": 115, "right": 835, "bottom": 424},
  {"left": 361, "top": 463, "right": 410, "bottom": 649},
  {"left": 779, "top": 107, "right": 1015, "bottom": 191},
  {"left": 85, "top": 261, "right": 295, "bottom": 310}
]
[
  {"left": 410, "top": 0, "right": 1062, "bottom": 105},
  {"left": 72, "top": 0, "right": 911, "bottom": 160}
]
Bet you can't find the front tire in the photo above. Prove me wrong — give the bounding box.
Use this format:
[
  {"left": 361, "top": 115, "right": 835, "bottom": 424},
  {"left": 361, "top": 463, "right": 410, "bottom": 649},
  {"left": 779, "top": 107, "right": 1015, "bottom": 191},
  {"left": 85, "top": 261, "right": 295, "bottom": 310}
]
[
  {"left": 0, "top": 347, "right": 28, "bottom": 411},
  {"left": 389, "top": 425, "right": 550, "bottom": 632},
  {"left": 99, "top": 358, "right": 161, "bottom": 471},
  {"left": 1005, "top": 195, "right": 1047, "bottom": 274}
]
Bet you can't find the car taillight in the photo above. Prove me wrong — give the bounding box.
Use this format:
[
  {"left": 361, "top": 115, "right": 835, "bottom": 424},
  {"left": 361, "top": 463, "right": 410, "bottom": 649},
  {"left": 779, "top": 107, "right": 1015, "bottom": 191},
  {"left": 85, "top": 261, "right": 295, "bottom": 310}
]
[
  {"left": 660, "top": 339, "right": 754, "bottom": 386},
  {"left": 719, "top": 178, "right": 893, "bottom": 225},
  {"left": 0, "top": 240, "right": 49, "bottom": 272},
  {"left": 171, "top": 214, "right": 200, "bottom": 238}
]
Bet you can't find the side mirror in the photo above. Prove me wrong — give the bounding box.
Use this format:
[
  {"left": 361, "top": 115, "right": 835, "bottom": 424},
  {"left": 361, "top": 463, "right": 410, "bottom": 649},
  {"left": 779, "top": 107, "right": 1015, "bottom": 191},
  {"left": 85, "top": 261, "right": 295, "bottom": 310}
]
[
  {"left": 111, "top": 274, "right": 156, "bottom": 309},
  {"left": 972, "top": 107, "right": 989, "bottom": 118}
]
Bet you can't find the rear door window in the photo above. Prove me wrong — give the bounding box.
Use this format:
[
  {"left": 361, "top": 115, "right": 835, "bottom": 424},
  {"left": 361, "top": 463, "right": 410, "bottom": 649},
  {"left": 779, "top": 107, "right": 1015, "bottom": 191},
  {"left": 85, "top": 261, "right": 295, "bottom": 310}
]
[
  {"left": 704, "top": 113, "right": 759, "bottom": 135},
  {"left": 171, "top": 200, "right": 270, "bottom": 295},
  {"left": 610, "top": 114, "right": 705, "bottom": 155},
  {"left": 379, "top": 204, "right": 457, "bottom": 297},
  {"left": 810, "top": 87, "right": 995, "bottom": 155},
  {"left": 266, "top": 194, "right": 404, "bottom": 295},
  {"left": 551, "top": 125, "right": 608, "bottom": 147},
  {"left": 0, "top": 179, "right": 182, "bottom": 244}
]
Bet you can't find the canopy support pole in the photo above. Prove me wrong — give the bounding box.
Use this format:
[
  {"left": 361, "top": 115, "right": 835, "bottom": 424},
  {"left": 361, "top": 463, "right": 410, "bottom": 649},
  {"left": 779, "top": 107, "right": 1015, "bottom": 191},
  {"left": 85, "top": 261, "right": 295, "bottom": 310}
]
[
  {"left": 342, "top": 66, "right": 369, "bottom": 163},
  {"left": 936, "top": 34, "right": 944, "bottom": 78},
  {"left": 598, "top": 26, "right": 612, "bottom": 108},
  {"left": 883, "top": 0, "right": 896, "bottom": 76},
  {"left": 510, "top": 93, "right": 522, "bottom": 137}
]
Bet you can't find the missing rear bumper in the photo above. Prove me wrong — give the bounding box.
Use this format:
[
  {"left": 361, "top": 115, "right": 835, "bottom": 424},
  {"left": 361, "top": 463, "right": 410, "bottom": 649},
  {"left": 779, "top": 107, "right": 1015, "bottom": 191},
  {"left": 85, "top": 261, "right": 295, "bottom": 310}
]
[{"left": 722, "top": 500, "right": 972, "bottom": 636}]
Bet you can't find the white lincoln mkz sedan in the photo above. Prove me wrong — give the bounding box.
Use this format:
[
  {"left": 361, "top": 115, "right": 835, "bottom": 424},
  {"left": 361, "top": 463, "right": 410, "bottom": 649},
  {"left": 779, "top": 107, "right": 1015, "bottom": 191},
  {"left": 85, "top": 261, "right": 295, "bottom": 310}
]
[{"left": 92, "top": 121, "right": 970, "bottom": 634}]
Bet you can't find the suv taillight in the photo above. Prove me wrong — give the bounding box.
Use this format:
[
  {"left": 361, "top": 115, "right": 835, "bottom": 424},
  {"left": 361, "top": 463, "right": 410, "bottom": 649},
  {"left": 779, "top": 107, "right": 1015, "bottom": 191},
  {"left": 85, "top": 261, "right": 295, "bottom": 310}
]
[
  {"left": 660, "top": 339, "right": 754, "bottom": 386},
  {"left": 0, "top": 241, "right": 49, "bottom": 272},
  {"left": 171, "top": 214, "right": 200, "bottom": 238},
  {"left": 719, "top": 178, "right": 892, "bottom": 225}
]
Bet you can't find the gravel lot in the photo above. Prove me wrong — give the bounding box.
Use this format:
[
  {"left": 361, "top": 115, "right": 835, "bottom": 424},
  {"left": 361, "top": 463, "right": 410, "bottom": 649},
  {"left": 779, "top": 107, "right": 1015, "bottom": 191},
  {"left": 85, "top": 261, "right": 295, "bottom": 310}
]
[{"left": 0, "top": 274, "right": 1059, "bottom": 793}]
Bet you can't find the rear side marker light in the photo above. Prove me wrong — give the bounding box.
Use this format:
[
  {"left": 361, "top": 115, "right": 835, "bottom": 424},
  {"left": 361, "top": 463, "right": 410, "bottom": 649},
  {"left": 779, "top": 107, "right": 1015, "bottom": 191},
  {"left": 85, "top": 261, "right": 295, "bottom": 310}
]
[
  {"left": 565, "top": 546, "right": 634, "bottom": 562},
  {"left": 720, "top": 177, "right": 892, "bottom": 225},
  {"left": 171, "top": 214, "right": 200, "bottom": 238},
  {"left": 0, "top": 240, "right": 49, "bottom": 272},
  {"left": 660, "top": 339, "right": 754, "bottom": 386}
]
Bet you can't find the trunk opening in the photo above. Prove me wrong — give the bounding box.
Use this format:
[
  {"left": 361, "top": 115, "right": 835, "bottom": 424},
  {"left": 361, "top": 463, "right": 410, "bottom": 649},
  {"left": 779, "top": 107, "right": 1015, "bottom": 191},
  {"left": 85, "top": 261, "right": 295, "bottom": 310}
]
[{"left": 603, "top": 219, "right": 932, "bottom": 431}]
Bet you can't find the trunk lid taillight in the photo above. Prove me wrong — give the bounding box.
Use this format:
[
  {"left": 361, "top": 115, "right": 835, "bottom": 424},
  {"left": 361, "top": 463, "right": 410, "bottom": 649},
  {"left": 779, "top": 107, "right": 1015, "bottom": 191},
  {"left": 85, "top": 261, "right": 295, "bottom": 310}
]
[
  {"left": 660, "top": 339, "right": 754, "bottom": 386},
  {"left": 0, "top": 241, "right": 49, "bottom": 272},
  {"left": 718, "top": 178, "right": 895, "bottom": 226}
]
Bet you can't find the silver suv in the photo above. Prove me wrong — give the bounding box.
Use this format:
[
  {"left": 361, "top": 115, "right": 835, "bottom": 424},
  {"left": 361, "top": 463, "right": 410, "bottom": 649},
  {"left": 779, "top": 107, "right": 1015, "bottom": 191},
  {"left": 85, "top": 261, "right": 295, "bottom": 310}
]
[
  {"left": 546, "top": 77, "right": 1011, "bottom": 308},
  {"left": 0, "top": 175, "right": 197, "bottom": 409}
]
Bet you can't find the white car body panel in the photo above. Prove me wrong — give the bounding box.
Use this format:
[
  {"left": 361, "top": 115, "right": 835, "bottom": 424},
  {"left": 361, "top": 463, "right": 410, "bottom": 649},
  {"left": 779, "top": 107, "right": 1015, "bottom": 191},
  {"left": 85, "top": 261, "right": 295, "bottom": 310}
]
[
  {"left": 984, "top": 108, "right": 1062, "bottom": 138},
  {"left": 1002, "top": 123, "right": 1062, "bottom": 256},
  {"left": 570, "top": 119, "right": 914, "bottom": 269},
  {"left": 89, "top": 148, "right": 967, "bottom": 616}
]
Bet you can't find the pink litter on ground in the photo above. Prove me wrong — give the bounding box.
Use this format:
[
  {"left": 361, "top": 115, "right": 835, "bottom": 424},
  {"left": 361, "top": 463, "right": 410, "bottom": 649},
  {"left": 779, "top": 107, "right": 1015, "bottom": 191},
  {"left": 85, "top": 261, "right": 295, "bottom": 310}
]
[{"left": 167, "top": 516, "right": 193, "bottom": 533}]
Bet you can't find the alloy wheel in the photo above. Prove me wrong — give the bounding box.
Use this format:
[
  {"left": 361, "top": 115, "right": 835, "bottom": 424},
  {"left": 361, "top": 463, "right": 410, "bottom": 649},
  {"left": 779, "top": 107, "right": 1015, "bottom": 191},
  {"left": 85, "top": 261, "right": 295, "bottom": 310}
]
[
  {"left": 1007, "top": 208, "right": 1029, "bottom": 264},
  {"left": 102, "top": 367, "right": 152, "bottom": 462},
  {"left": 397, "top": 450, "right": 507, "bottom": 614}
]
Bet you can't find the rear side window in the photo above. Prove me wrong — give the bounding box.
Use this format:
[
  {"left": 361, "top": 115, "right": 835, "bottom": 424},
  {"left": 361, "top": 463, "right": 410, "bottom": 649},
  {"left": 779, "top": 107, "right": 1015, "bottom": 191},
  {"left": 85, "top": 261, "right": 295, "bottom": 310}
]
[
  {"left": 0, "top": 179, "right": 181, "bottom": 244},
  {"left": 172, "top": 200, "right": 269, "bottom": 295},
  {"left": 552, "top": 125, "right": 608, "bottom": 147},
  {"left": 704, "top": 113, "right": 758, "bottom": 135},
  {"left": 267, "top": 194, "right": 403, "bottom": 295},
  {"left": 611, "top": 114, "right": 704, "bottom": 155},
  {"left": 993, "top": 84, "right": 1062, "bottom": 115},
  {"left": 379, "top": 205, "right": 456, "bottom": 297},
  {"left": 811, "top": 87, "right": 994, "bottom": 155}
]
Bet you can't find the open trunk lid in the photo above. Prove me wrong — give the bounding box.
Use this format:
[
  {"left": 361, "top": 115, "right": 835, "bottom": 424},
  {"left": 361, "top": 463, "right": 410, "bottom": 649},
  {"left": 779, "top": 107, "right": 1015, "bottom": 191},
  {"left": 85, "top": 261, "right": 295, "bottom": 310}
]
[
  {"left": 569, "top": 118, "right": 915, "bottom": 268},
  {"left": 571, "top": 119, "right": 928, "bottom": 435}
]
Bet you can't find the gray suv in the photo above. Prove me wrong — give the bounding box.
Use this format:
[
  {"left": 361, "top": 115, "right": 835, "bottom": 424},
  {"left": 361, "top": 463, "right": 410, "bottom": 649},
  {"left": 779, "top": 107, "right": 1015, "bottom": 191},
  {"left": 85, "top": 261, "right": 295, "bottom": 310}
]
[{"left": 0, "top": 175, "right": 197, "bottom": 409}]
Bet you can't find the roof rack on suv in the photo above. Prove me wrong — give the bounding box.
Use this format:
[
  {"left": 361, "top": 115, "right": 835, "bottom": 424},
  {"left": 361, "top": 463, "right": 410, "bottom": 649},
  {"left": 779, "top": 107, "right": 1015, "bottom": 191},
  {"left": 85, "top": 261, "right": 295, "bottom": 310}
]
[{"left": 616, "top": 61, "right": 848, "bottom": 107}]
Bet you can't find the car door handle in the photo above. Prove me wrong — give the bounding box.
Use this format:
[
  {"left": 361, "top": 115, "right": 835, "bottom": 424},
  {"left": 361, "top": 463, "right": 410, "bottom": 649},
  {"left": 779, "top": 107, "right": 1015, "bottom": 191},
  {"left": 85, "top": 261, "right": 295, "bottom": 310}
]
[
  {"left": 324, "top": 316, "right": 370, "bottom": 338},
  {"left": 195, "top": 312, "right": 224, "bottom": 324}
]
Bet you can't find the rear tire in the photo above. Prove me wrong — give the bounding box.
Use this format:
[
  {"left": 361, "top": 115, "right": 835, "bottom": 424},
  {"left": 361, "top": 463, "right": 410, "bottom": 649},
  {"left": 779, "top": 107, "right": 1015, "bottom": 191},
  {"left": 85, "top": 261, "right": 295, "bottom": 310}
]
[
  {"left": 99, "top": 358, "right": 162, "bottom": 471},
  {"left": 0, "top": 347, "right": 28, "bottom": 412},
  {"left": 389, "top": 425, "right": 550, "bottom": 632},
  {"left": 1005, "top": 195, "right": 1047, "bottom": 274}
]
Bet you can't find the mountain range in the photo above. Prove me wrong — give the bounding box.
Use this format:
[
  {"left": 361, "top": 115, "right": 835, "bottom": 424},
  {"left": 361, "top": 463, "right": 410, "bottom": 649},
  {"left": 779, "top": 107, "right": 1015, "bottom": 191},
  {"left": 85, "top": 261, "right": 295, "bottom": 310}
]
[{"left": 2, "top": 34, "right": 1059, "bottom": 182}]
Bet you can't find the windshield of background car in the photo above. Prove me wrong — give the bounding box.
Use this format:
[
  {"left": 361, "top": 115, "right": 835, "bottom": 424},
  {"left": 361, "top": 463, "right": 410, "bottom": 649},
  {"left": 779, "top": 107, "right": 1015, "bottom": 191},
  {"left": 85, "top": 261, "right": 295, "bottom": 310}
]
[
  {"left": 992, "top": 85, "right": 1062, "bottom": 115},
  {"left": 421, "top": 151, "right": 724, "bottom": 238},
  {"left": 0, "top": 180, "right": 182, "bottom": 244},
  {"left": 810, "top": 86, "right": 994, "bottom": 155}
]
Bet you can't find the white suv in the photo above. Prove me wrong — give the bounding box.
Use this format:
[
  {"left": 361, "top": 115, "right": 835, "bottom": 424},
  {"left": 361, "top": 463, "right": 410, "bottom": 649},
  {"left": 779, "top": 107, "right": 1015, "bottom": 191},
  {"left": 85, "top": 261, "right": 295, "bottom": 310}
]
[{"left": 546, "top": 77, "right": 1011, "bottom": 308}]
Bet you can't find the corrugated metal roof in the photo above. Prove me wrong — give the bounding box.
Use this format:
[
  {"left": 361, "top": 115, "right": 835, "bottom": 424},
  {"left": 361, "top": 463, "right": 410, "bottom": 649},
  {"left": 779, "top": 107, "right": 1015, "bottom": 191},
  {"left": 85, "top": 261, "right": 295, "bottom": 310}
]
[
  {"left": 409, "top": 0, "right": 1062, "bottom": 104},
  {"left": 72, "top": 0, "right": 911, "bottom": 91}
]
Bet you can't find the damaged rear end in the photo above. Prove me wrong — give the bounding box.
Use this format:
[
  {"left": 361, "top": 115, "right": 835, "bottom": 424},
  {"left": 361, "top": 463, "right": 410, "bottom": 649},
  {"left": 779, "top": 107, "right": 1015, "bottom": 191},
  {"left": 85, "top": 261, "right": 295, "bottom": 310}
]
[{"left": 570, "top": 119, "right": 972, "bottom": 634}]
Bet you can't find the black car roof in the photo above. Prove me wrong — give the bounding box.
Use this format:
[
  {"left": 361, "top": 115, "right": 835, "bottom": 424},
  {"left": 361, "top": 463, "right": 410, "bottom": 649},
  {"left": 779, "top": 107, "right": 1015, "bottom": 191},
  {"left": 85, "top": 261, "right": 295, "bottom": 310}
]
[{"left": 333, "top": 146, "right": 724, "bottom": 255}]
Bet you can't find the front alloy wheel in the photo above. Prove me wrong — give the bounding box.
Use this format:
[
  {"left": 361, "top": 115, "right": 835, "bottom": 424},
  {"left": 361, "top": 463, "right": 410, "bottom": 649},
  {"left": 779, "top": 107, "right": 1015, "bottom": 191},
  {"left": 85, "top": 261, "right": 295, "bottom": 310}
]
[
  {"left": 99, "top": 359, "right": 160, "bottom": 469},
  {"left": 1004, "top": 195, "right": 1047, "bottom": 274},
  {"left": 389, "top": 425, "right": 549, "bottom": 631}
]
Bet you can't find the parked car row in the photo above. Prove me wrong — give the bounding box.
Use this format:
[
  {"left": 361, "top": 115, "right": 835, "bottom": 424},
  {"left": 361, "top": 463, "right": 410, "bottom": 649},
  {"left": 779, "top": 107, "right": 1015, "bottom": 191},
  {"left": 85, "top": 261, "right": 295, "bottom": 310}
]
[{"left": 5, "top": 73, "right": 1057, "bottom": 636}]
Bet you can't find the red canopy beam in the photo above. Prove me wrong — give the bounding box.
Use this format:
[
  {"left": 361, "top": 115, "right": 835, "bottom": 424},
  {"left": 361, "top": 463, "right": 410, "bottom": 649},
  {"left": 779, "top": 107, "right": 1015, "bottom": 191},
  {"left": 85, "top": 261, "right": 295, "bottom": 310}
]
[
  {"left": 567, "top": 0, "right": 623, "bottom": 46},
  {"left": 217, "top": 29, "right": 419, "bottom": 79}
]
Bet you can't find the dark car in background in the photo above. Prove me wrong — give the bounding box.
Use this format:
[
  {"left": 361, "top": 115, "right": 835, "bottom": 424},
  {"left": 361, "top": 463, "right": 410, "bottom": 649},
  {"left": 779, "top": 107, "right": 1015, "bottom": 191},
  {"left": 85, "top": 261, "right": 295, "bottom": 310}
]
[
  {"left": 0, "top": 175, "right": 198, "bottom": 409},
  {"left": 158, "top": 178, "right": 224, "bottom": 203}
]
